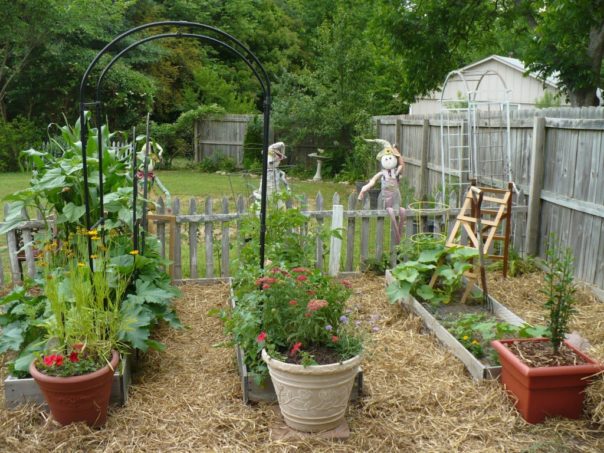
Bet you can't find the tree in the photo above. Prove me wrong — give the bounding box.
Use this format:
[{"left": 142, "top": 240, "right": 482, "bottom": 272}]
[
  {"left": 522, "top": 0, "right": 604, "bottom": 106},
  {"left": 273, "top": 0, "right": 405, "bottom": 175},
  {"left": 0, "top": 0, "right": 131, "bottom": 122},
  {"left": 378, "top": 0, "right": 604, "bottom": 106}
]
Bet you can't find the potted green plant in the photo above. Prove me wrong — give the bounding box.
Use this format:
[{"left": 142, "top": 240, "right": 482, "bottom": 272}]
[
  {"left": 28, "top": 229, "right": 134, "bottom": 427},
  {"left": 491, "top": 240, "right": 604, "bottom": 423},
  {"left": 250, "top": 266, "right": 362, "bottom": 432}
]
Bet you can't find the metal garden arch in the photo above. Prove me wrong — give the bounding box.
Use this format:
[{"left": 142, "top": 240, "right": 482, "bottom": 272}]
[{"left": 79, "top": 21, "right": 271, "bottom": 269}]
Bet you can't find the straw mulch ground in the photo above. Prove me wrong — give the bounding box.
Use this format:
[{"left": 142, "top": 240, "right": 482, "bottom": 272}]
[{"left": 1, "top": 274, "right": 603, "bottom": 452}]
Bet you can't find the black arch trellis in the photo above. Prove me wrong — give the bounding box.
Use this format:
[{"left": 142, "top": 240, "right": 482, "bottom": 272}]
[{"left": 79, "top": 21, "right": 271, "bottom": 271}]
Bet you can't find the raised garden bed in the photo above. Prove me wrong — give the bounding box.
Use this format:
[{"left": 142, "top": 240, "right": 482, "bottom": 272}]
[
  {"left": 385, "top": 269, "right": 525, "bottom": 380},
  {"left": 3, "top": 354, "right": 132, "bottom": 409},
  {"left": 228, "top": 278, "right": 363, "bottom": 403}
]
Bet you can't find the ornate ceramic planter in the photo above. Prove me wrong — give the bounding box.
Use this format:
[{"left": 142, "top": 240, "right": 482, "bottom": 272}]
[
  {"left": 262, "top": 349, "right": 362, "bottom": 432},
  {"left": 29, "top": 350, "right": 120, "bottom": 427}
]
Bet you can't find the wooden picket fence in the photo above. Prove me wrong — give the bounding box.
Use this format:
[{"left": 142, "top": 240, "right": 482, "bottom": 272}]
[{"left": 0, "top": 192, "right": 528, "bottom": 287}]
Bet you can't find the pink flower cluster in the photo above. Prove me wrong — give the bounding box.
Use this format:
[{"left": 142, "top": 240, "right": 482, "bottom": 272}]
[{"left": 307, "top": 299, "right": 328, "bottom": 311}]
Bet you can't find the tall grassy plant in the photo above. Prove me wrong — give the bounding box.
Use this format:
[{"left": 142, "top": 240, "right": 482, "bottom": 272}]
[{"left": 542, "top": 239, "right": 577, "bottom": 354}]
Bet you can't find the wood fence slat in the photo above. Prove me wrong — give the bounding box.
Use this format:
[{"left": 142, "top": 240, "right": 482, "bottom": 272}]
[
  {"left": 5, "top": 204, "right": 21, "bottom": 284},
  {"left": 21, "top": 226, "right": 36, "bottom": 279},
  {"left": 172, "top": 198, "right": 182, "bottom": 280},
  {"left": 189, "top": 198, "right": 198, "bottom": 279},
  {"left": 0, "top": 246, "right": 5, "bottom": 288},
  {"left": 156, "top": 197, "right": 166, "bottom": 260},
  {"left": 375, "top": 193, "right": 385, "bottom": 261},
  {"left": 301, "top": 194, "right": 308, "bottom": 238},
  {"left": 329, "top": 204, "right": 344, "bottom": 276},
  {"left": 360, "top": 196, "right": 370, "bottom": 265},
  {"left": 346, "top": 193, "right": 357, "bottom": 272},
  {"left": 236, "top": 196, "right": 245, "bottom": 262},
  {"left": 315, "top": 192, "right": 324, "bottom": 270},
  {"left": 221, "top": 197, "right": 230, "bottom": 277},
  {"left": 204, "top": 197, "right": 214, "bottom": 278}
]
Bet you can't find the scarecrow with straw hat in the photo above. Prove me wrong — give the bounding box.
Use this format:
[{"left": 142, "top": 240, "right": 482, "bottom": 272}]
[
  {"left": 358, "top": 139, "right": 406, "bottom": 243},
  {"left": 253, "top": 141, "right": 290, "bottom": 202}
]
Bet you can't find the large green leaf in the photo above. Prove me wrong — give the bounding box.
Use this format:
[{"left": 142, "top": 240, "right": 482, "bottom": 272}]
[
  {"left": 392, "top": 266, "right": 420, "bottom": 284},
  {"left": 35, "top": 167, "right": 66, "bottom": 191},
  {"left": 386, "top": 282, "right": 411, "bottom": 304},
  {"left": 119, "top": 297, "right": 153, "bottom": 351},
  {"left": 418, "top": 248, "right": 445, "bottom": 263},
  {"left": 416, "top": 284, "right": 435, "bottom": 300},
  {"left": 62, "top": 202, "right": 86, "bottom": 223},
  {"left": 131, "top": 280, "right": 177, "bottom": 306},
  {"left": 0, "top": 322, "right": 25, "bottom": 353}
]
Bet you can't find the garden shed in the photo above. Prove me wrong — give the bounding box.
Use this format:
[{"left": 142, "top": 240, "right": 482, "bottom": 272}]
[{"left": 409, "top": 55, "right": 566, "bottom": 115}]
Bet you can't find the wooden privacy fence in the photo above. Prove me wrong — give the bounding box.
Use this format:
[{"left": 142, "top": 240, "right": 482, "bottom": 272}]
[
  {"left": 1, "top": 193, "right": 528, "bottom": 287},
  {"left": 373, "top": 107, "right": 604, "bottom": 290}
]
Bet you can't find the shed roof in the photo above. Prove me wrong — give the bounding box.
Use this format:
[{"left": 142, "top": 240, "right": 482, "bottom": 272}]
[{"left": 459, "top": 55, "right": 558, "bottom": 88}]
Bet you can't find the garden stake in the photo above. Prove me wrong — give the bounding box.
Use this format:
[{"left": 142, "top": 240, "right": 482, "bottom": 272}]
[
  {"left": 470, "top": 187, "right": 489, "bottom": 307},
  {"left": 132, "top": 126, "right": 138, "bottom": 252}
]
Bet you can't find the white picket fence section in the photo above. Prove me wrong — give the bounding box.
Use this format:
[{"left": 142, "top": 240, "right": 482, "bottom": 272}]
[{"left": 1, "top": 192, "right": 528, "bottom": 287}]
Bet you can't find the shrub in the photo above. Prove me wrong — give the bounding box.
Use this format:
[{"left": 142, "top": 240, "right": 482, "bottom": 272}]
[
  {"left": 0, "top": 117, "right": 42, "bottom": 172},
  {"left": 242, "top": 116, "right": 263, "bottom": 169}
]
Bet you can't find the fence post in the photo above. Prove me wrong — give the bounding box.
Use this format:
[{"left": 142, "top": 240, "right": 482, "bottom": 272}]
[
  {"left": 172, "top": 198, "right": 182, "bottom": 280},
  {"left": 419, "top": 118, "right": 430, "bottom": 200},
  {"left": 329, "top": 194, "right": 343, "bottom": 276},
  {"left": 525, "top": 116, "right": 546, "bottom": 256},
  {"left": 193, "top": 120, "right": 199, "bottom": 162},
  {"left": 5, "top": 204, "right": 21, "bottom": 285},
  {"left": 395, "top": 118, "right": 402, "bottom": 148},
  {"left": 189, "top": 198, "right": 198, "bottom": 279},
  {"left": 0, "top": 243, "right": 4, "bottom": 288}
]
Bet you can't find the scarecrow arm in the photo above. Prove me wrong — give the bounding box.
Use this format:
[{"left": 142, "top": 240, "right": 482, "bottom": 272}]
[{"left": 358, "top": 172, "right": 382, "bottom": 200}]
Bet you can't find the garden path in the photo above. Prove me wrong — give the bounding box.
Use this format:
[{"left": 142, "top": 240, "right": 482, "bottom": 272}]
[{"left": 0, "top": 275, "right": 602, "bottom": 452}]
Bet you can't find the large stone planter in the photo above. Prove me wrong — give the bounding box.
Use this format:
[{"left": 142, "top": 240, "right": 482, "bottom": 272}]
[
  {"left": 228, "top": 278, "right": 363, "bottom": 403},
  {"left": 262, "top": 349, "right": 362, "bottom": 432}
]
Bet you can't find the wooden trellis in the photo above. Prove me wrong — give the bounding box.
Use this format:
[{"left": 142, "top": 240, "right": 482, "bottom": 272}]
[{"left": 431, "top": 182, "right": 513, "bottom": 303}]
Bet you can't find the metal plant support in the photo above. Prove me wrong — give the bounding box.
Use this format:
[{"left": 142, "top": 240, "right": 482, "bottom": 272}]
[
  {"left": 439, "top": 69, "right": 515, "bottom": 208},
  {"left": 78, "top": 21, "right": 271, "bottom": 270}
]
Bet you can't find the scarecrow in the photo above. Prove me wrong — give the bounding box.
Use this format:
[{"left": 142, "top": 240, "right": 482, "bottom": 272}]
[
  {"left": 253, "top": 142, "right": 290, "bottom": 202},
  {"left": 358, "top": 139, "right": 406, "bottom": 243}
]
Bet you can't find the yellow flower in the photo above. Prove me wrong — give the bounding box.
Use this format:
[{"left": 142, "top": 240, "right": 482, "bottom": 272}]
[
  {"left": 129, "top": 250, "right": 139, "bottom": 255},
  {"left": 88, "top": 229, "right": 98, "bottom": 237},
  {"left": 472, "top": 339, "right": 479, "bottom": 345},
  {"left": 90, "top": 254, "right": 98, "bottom": 259},
  {"left": 78, "top": 262, "right": 86, "bottom": 267},
  {"left": 91, "top": 235, "right": 100, "bottom": 241},
  {"left": 462, "top": 335, "right": 469, "bottom": 341}
]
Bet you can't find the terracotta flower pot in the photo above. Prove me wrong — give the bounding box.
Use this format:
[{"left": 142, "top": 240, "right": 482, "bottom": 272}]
[
  {"left": 491, "top": 338, "right": 603, "bottom": 424},
  {"left": 262, "top": 349, "right": 361, "bottom": 432},
  {"left": 29, "top": 350, "right": 120, "bottom": 428}
]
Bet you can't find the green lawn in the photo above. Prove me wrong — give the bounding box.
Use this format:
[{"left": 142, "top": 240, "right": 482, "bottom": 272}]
[
  {"left": 0, "top": 173, "right": 31, "bottom": 202},
  {"left": 154, "top": 170, "right": 352, "bottom": 209},
  {"left": 0, "top": 170, "right": 354, "bottom": 210}
]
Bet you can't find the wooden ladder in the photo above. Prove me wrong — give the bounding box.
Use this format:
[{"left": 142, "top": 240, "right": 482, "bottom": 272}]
[{"left": 430, "top": 182, "right": 513, "bottom": 303}]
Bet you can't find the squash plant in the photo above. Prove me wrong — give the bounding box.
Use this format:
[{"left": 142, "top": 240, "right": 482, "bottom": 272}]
[
  {"left": 0, "top": 112, "right": 137, "bottom": 238},
  {"left": 0, "top": 115, "right": 181, "bottom": 377},
  {"left": 387, "top": 244, "right": 478, "bottom": 306}
]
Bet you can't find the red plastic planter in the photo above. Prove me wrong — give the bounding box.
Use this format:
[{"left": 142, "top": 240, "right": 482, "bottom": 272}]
[
  {"left": 491, "top": 338, "right": 603, "bottom": 424},
  {"left": 30, "top": 351, "right": 120, "bottom": 427}
]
